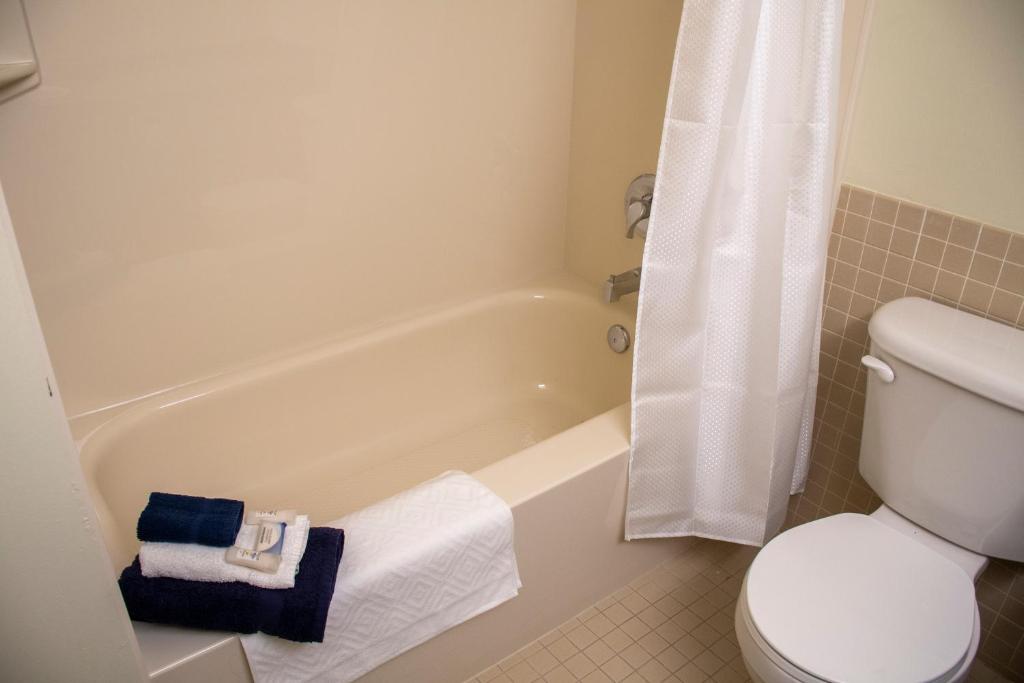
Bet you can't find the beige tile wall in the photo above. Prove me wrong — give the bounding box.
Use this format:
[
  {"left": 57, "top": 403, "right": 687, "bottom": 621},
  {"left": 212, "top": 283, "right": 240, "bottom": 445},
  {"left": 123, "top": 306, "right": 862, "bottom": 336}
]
[{"left": 785, "top": 184, "right": 1024, "bottom": 681}]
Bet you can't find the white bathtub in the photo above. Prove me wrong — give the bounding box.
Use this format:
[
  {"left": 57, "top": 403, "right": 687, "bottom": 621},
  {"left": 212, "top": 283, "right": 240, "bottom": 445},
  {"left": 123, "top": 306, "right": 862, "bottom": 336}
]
[{"left": 76, "top": 275, "right": 682, "bottom": 682}]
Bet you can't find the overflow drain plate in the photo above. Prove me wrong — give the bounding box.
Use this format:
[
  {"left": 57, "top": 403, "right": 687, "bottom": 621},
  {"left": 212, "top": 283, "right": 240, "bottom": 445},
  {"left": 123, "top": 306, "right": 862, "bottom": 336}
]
[{"left": 607, "top": 324, "right": 631, "bottom": 353}]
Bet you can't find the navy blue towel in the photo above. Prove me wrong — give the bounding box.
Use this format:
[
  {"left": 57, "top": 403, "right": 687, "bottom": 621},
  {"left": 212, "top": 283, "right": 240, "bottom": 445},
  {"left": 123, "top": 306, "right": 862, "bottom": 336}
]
[
  {"left": 136, "top": 492, "right": 244, "bottom": 547},
  {"left": 119, "top": 527, "right": 345, "bottom": 643}
]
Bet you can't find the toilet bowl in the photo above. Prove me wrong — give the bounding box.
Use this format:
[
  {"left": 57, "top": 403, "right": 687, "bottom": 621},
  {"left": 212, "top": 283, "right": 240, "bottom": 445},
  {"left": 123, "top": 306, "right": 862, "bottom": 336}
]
[
  {"left": 732, "top": 298, "right": 1024, "bottom": 683},
  {"left": 734, "top": 509, "right": 982, "bottom": 683}
]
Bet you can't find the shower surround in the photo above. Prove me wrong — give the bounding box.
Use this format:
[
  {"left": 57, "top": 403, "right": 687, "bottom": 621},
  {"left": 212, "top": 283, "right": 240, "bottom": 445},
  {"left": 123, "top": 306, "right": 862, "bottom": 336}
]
[{"left": 0, "top": 0, "right": 578, "bottom": 420}]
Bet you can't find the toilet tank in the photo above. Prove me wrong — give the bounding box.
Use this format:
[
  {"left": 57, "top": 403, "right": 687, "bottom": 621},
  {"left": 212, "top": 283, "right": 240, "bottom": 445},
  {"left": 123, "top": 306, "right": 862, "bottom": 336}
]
[{"left": 860, "top": 297, "right": 1024, "bottom": 562}]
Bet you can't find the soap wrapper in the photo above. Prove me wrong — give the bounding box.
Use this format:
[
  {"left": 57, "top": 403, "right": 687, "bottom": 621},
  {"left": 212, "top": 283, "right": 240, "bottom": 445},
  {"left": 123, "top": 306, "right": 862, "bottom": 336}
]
[
  {"left": 226, "top": 522, "right": 287, "bottom": 573},
  {"left": 255, "top": 522, "right": 286, "bottom": 553}
]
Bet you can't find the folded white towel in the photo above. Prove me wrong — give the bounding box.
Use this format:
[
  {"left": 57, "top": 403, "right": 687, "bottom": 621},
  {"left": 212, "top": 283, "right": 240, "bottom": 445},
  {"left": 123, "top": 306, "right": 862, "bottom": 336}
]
[
  {"left": 241, "top": 471, "right": 521, "bottom": 683},
  {"left": 139, "top": 515, "right": 311, "bottom": 589}
]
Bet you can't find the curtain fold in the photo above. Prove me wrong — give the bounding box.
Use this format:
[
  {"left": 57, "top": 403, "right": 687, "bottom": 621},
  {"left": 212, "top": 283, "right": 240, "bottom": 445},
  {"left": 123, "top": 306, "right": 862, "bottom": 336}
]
[{"left": 626, "top": 0, "right": 842, "bottom": 545}]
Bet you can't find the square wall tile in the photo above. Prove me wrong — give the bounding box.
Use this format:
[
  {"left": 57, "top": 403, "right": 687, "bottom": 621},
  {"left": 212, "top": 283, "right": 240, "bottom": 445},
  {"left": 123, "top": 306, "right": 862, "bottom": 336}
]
[{"left": 894, "top": 203, "right": 925, "bottom": 232}]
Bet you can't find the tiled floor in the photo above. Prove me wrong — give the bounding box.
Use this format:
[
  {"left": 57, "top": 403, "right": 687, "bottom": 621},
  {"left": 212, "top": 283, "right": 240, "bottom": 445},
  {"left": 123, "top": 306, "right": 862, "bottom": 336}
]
[
  {"left": 465, "top": 537, "right": 1013, "bottom": 683},
  {"left": 466, "top": 538, "right": 757, "bottom": 683}
]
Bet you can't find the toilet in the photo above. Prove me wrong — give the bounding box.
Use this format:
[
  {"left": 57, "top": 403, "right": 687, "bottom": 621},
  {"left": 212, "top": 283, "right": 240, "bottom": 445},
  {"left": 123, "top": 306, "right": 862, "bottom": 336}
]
[{"left": 735, "top": 297, "right": 1024, "bottom": 683}]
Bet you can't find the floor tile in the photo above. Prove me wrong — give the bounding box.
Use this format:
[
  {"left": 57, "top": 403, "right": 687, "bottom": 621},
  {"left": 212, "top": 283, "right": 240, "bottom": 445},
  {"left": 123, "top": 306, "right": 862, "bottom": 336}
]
[
  {"left": 654, "top": 595, "right": 684, "bottom": 617},
  {"left": 584, "top": 639, "right": 616, "bottom": 666},
  {"left": 567, "top": 625, "right": 600, "bottom": 650},
  {"left": 586, "top": 613, "right": 617, "bottom": 638},
  {"left": 479, "top": 664, "right": 503, "bottom": 681},
  {"left": 654, "top": 620, "right": 684, "bottom": 644},
  {"left": 655, "top": 645, "right": 688, "bottom": 673},
  {"left": 638, "top": 605, "right": 669, "bottom": 629},
  {"left": 602, "top": 629, "right": 634, "bottom": 653},
  {"left": 637, "top": 631, "right": 670, "bottom": 657},
  {"left": 637, "top": 658, "right": 672, "bottom": 683},
  {"left": 543, "top": 666, "right": 575, "bottom": 683},
  {"left": 620, "top": 616, "right": 651, "bottom": 641},
  {"left": 672, "top": 634, "right": 704, "bottom": 661},
  {"left": 564, "top": 652, "right": 598, "bottom": 679},
  {"left": 601, "top": 656, "right": 634, "bottom": 683},
  {"left": 620, "top": 591, "right": 650, "bottom": 615},
  {"left": 709, "top": 637, "right": 739, "bottom": 663},
  {"left": 507, "top": 660, "right": 540, "bottom": 683},
  {"left": 620, "top": 642, "right": 652, "bottom": 669},
  {"left": 548, "top": 637, "right": 578, "bottom": 662},
  {"left": 675, "top": 662, "right": 708, "bottom": 683},
  {"left": 540, "top": 629, "right": 563, "bottom": 646},
  {"left": 636, "top": 582, "right": 667, "bottom": 603},
  {"left": 692, "top": 650, "right": 724, "bottom": 676},
  {"left": 527, "top": 648, "right": 560, "bottom": 675}
]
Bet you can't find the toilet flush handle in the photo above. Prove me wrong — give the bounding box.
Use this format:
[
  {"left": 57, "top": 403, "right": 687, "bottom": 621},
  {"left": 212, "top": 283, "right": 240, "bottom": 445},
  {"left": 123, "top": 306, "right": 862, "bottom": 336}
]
[{"left": 861, "top": 355, "right": 894, "bottom": 383}]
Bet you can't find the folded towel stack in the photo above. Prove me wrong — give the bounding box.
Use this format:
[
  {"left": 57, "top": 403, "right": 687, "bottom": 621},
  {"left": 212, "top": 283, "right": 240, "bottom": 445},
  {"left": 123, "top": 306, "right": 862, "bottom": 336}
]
[
  {"left": 120, "top": 527, "right": 345, "bottom": 643},
  {"left": 118, "top": 492, "right": 345, "bottom": 643}
]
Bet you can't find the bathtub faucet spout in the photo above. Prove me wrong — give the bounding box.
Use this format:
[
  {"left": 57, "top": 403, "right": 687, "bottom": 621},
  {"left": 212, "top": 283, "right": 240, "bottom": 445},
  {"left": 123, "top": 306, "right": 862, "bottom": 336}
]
[{"left": 603, "top": 267, "right": 641, "bottom": 303}]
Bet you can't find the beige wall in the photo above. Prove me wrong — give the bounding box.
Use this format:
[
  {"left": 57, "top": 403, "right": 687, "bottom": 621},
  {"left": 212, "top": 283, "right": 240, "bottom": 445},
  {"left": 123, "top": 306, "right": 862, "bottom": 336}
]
[
  {"left": 0, "top": 0, "right": 576, "bottom": 418},
  {"left": 563, "top": 0, "right": 683, "bottom": 287},
  {"left": 844, "top": 0, "right": 1024, "bottom": 234}
]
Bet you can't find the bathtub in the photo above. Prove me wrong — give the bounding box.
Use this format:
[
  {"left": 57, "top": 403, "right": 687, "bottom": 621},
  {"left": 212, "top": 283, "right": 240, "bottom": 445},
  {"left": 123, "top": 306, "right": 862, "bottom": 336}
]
[{"left": 76, "top": 275, "right": 682, "bottom": 682}]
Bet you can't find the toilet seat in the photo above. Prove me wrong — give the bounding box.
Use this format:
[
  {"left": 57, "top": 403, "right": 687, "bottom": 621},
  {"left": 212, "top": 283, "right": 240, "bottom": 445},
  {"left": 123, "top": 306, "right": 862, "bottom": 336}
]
[
  {"left": 735, "top": 581, "right": 979, "bottom": 683},
  {"left": 743, "top": 513, "right": 977, "bottom": 683}
]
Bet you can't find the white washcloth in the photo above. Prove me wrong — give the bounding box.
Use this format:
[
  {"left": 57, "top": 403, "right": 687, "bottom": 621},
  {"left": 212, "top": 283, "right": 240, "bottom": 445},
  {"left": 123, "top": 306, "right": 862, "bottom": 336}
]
[
  {"left": 139, "top": 515, "right": 311, "bottom": 589},
  {"left": 240, "top": 471, "right": 521, "bottom": 683}
]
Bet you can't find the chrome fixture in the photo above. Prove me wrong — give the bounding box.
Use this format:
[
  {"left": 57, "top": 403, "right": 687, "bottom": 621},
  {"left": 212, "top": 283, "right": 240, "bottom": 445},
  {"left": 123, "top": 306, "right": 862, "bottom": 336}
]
[
  {"left": 602, "top": 174, "right": 653, "bottom": 303},
  {"left": 625, "top": 173, "right": 655, "bottom": 240},
  {"left": 607, "top": 324, "right": 631, "bottom": 353},
  {"left": 603, "top": 267, "right": 641, "bottom": 303}
]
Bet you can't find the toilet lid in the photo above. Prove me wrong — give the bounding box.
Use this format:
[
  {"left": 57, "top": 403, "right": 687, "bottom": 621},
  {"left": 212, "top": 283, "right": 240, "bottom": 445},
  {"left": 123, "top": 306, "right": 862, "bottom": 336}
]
[{"left": 746, "top": 513, "right": 976, "bottom": 683}]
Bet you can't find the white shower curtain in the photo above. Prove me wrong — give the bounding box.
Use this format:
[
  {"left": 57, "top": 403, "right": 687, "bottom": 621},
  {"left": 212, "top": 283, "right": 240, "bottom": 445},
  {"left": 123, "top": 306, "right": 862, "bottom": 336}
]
[{"left": 627, "top": 0, "right": 842, "bottom": 545}]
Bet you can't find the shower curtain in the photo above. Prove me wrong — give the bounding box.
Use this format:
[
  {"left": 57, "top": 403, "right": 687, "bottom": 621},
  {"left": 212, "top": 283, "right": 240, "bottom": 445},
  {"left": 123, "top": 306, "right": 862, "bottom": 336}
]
[{"left": 626, "top": 0, "right": 842, "bottom": 545}]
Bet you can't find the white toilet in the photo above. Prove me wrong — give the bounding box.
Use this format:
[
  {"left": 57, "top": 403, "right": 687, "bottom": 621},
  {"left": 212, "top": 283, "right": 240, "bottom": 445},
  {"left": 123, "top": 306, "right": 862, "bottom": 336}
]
[{"left": 735, "top": 297, "right": 1024, "bottom": 683}]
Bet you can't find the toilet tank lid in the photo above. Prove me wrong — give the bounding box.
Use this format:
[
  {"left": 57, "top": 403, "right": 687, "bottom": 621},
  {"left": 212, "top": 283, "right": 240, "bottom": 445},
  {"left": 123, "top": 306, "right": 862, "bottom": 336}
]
[{"left": 869, "top": 297, "right": 1024, "bottom": 412}]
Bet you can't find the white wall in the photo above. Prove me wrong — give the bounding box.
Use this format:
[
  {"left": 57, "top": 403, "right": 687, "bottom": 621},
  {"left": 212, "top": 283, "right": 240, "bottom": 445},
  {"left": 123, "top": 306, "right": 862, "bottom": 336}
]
[
  {"left": 0, "top": 182, "right": 144, "bottom": 681},
  {"left": 844, "top": 0, "right": 1024, "bottom": 233},
  {"left": 0, "top": 0, "right": 577, "bottom": 418}
]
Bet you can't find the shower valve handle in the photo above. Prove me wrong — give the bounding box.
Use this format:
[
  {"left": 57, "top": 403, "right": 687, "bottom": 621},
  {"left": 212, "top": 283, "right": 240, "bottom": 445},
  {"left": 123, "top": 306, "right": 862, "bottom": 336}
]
[
  {"left": 626, "top": 200, "right": 650, "bottom": 239},
  {"left": 625, "top": 173, "right": 656, "bottom": 240}
]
